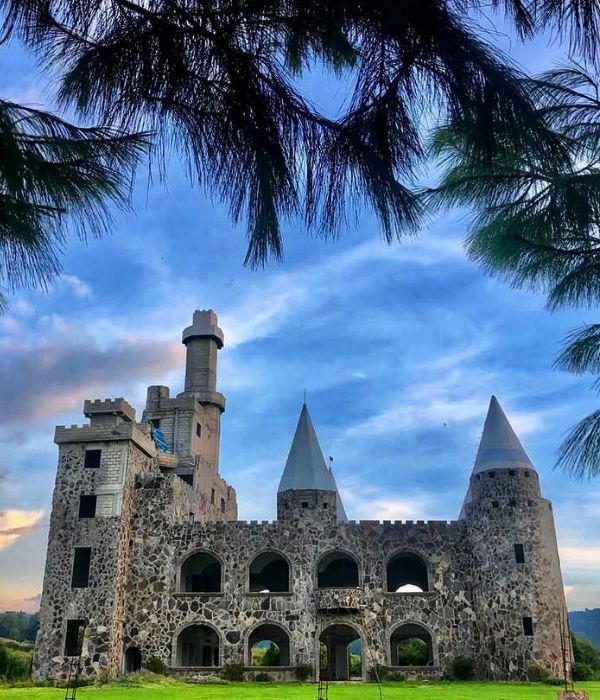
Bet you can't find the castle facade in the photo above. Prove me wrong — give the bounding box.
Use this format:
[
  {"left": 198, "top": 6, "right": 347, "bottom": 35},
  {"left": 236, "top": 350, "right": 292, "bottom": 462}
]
[{"left": 33, "top": 310, "right": 570, "bottom": 681}]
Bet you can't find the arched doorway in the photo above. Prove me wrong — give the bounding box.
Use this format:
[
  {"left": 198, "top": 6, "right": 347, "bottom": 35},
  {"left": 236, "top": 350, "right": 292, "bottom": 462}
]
[
  {"left": 248, "top": 623, "right": 290, "bottom": 666},
  {"left": 249, "top": 552, "right": 290, "bottom": 592},
  {"left": 319, "top": 624, "right": 362, "bottom": 680},
  {"left": 389, "top": 623, "right": 434, "bottom": 666},
  {"left": 317, "top": 551, "right": 359, "bottom": 588},
  {"left": 386, "top": 552, "right": 429, "bottom": 592},
  {"left": 176, "top": 624, "right": 220, "bottom": 667},
  {"left": 180, "top": 552, "right": 222, "bottom": 592},
  {"left": 124, "top": 646, "right": 142, "bottom": 673}
]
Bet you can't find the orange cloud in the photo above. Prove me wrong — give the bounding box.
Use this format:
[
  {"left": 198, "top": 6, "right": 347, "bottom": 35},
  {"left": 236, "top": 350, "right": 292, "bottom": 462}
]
[{"left": 0, "top": 510, "right": 44, "bottom": 551}]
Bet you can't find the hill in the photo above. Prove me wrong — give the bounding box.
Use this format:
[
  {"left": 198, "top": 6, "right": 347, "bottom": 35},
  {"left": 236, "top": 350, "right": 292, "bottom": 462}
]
[{"left": 570, "top": 609, "right": 600, "bottom": 647}]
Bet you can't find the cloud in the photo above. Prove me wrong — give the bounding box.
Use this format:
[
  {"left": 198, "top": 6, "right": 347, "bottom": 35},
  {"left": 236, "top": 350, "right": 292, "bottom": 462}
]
[
  {"left": 559, "top": 545, "right": 600, "bottom": 570},
  {"left": 0, "top": 510, "right": 44, "bottom": 551},
  {"left": 10, "top": 299, "right": 35, "bottom": 317},
  {"left": 59, "top": 274, "right": 92, "bottom": 299}
]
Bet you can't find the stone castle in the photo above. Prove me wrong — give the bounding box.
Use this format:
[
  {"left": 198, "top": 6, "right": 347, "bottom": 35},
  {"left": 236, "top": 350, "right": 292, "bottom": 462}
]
[{"left": 33, "top": 310, "right": 571, "bottom": 682}]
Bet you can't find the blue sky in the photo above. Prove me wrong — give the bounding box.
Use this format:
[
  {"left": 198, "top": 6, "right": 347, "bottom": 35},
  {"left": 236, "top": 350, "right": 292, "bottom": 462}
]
[{"left": 0, "top": 16, "right": 599, "bottom": 614}]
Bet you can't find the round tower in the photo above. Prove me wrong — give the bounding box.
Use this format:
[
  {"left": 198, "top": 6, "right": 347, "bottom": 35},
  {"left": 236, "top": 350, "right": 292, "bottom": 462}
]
[{"left": 462, "top": 396, "right": 569, "bottom": 680}]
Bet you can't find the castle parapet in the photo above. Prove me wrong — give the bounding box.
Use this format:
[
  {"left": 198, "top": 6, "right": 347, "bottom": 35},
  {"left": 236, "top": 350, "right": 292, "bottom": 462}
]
[
  {"left": 55, "top": 422, "right": 156, "bottom": 456},
  {"left": 83, "top": 398, "right": 136, "bottom": 426},
  {"left": 316, "top": 587, "right": 364, "bottom": 612}
]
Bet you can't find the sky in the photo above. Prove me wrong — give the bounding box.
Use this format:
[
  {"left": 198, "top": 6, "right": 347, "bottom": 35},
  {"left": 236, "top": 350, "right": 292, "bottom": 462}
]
[{"left": 0, "top": 12, "right": 599, "bottom": 615}]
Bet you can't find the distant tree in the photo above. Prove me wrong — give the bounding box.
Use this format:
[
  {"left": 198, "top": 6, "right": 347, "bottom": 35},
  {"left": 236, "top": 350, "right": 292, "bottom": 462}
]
[
  {"left": 432, "top": 64, "right": 600, "bottom": 479},
  {"left": 262, "top": 642, "right": 280, "bottom": 667},
  {"left": 0, "top": 611, "right": 39, "bottom": 642},
  {"left": 396, "top": 638, "right": 428, "bottom": 666},
  {"left": 573, "top": 634, "right": 600, "bottom": 674}
]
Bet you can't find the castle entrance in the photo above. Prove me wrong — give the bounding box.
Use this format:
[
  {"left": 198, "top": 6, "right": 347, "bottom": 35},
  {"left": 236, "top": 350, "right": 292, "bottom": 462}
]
[{"left": 319, "top": 624, "right": 362, "bottom": 681}]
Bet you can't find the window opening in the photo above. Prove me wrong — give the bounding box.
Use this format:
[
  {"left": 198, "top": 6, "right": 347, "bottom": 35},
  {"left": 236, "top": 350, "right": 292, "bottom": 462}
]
[
  {"left": 64, "top": 619, "right": 86, "bottom": 656},
  {"left": 84, "top": 449, "right": 101, "bottom": 469},
  {"left": 78, "top": 495, "right": 97, "bottom": 518},
  {"left": 71, "top": 548, "right": 91, "bottom": 588}
]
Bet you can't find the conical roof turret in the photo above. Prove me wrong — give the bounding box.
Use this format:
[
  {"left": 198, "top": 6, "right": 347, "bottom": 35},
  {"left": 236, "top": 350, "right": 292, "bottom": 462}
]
[
  {"left": 473, "top": 395, "right": 535, "bottom": 473},
  {"left": 278, "top": 404, "right": 336, "bottom": 492}
]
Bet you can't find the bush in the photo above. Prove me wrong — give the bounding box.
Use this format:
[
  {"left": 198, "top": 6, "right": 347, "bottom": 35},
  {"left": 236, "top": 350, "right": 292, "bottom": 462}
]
[
  {"left": 254, "top": 671, "right": 271, "bottom": 682},
  {"left": 143, "top": 657, "right": 168, "bottom": 675},
  {"left": 543, "top": 677, "right": 564, "bottom": 686},
  {"left": 387, "top": 672, "right": 406, "bottom": 681},
  {"left": 0, "top": 642, "right": 32, "bottom": 681},
  {"left": 572, "top": 662, "right": 594, "bottom": 681},
  {"left": 221, "top": 663, "right": 244, "bottom": 681},
  {"left": 294, "top": 664, "right": 312, "bottom": 681},
  {"left": 448, "top": 656, "right": 475, "bottom": 681},
  {"left": 527, "top": 662, "right": 549, "bottom": 682}
]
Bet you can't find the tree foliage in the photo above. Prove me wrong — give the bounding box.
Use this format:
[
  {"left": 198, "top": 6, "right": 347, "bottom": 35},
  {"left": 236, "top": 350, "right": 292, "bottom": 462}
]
[
  {"left": 432, "top": 64, "right": 600, "bottom": 478},
  {"left": 0, "top": 97, "right": 147, "bottom": 307},
  {"left": 1, "top": 0, "right": 572, "bottom": 267},
  {"left": 0, "top": 611, "right": 38, "bottom": 643}
]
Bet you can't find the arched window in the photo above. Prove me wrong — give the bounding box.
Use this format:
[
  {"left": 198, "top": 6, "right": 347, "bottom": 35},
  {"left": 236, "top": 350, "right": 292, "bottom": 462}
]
[
  {"left": 180, "top": 552, "right": 221, "bottom": 593},
  {"left": 249, "top": 551, "right": 290, "bottom": 593},
  {"left": 386, "top": 552, "right": 429, "bottom": 592},
  {"left": 248, "top": 623, "right": 290, "bottom": 666},
  {"left": 317, "top": 551, "right": 359, "bottom": 588},
  {"left": 176, "top": 624, "right": 220, "bottom": 667},
  {"left": 124, "top": 646, "right": 142, "bottom": 673},
  {"left": 390, "top": 623, "right": 434, "bottom": 667},
  {"left": 320, "top": 624, "right": 362, "bottom": 680}
]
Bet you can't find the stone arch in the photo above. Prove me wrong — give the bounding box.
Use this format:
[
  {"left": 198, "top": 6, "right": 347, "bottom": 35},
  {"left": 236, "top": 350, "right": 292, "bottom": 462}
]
[
  {"left": 173, "top": 621, "right": 222, "bottom": 667},
  {"left": 385, "top": 550, "right": 430, "bottom": 592},
  {"left": 178, "top": 549, "right": 223, "bottom": 593},
  {"left": 124, "top": 646, "right": 142, "bottom": 673},
  {"left": 388, "top": 621, "right": 436, "bottom": 667},
  {"left": 318, "top": 622, "right": 364, "bottom": 681},
  {"left": 247, "top": 549, "right": 291, "bottom": 593},
  {"left": 245, "top": 620, "right": 291, "bottom": 667},
  {"left": 316, "top": 549, "right": 360, "bottom": 588}
]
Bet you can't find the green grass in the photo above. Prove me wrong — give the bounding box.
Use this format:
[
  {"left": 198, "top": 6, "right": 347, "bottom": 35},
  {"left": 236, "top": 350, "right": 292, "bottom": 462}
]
[{"left": 0, "top": 680, "right": 599, "bottom": 700}]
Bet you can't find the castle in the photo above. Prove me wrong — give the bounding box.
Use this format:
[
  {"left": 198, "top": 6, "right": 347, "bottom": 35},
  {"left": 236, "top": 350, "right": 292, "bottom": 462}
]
[{"left": 33, "top": 310, "right": 571, "bottom": 681}]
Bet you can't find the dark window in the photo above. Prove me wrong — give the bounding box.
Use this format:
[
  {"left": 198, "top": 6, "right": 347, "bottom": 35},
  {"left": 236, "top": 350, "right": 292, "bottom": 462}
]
[
  {"left": 221, "top": 498, "right": 225, "bottom": 513},
  {"left": 509, "top": 469, "right": 515, "bottom": 477},
  {"left": 196, "top": 422, "right": 202, "bottom": 438},
  {"left": 549, "top": 503, "right": 553, "bottom": 511},
  {"left": 509, "top": 498, "right": 517, "bottom": 507},
  {"left": 491, "top": 500, "right": 499, "bottom": 508},
  {"left": 71, "top": 547, "right": 91, "bottom": 588},
  {"left": 525, "top": 470, "right": 530, "bottom": 477},
  {"left": 301, "top": 501, "right": 309, "bottom": 508},
  {"left": 150, "top": 418, "right": 161, "bottom": 429},
  {"left": 178, "top": 473, "right": 193, "bottom": 486},
  {"left": 189, "top": 512, "right": 194, "bottom": 524},
  {"left": 488, "top": 471, "right": 495, "bottom": 478},
  {"left": 323, "top": 503, "right": 328, "bottom": 509},
  {"left": 64, "top": 619, "right": 86, "bottom": 656},
  {"left": 514, "top": 544, "right": 525, "bottom": 564},
  {"left": 527, "top": 500, "right": 534, "bottom": 507},
  {"left": 476, "top": 474, "right": 481, "bottom": 481},
  {"left": 84, "top": 449, "right": 101, "bottom": 469},
  {"left": 78, "top": 495, "right": 97, "bottom": 518},
  {"left": 522, "top": 617, "right": 534, "bottom": 636},
  {"left": 211, "top": 488, "right": 215, "bottom": 505}
]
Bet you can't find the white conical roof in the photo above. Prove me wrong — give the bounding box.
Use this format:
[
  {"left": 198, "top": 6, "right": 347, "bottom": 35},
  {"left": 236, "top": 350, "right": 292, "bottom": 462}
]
[
  {"left": 278, "top": 404, "right": 336, "bottom": 492},
  {"left": 473, "top": 395, "right": 535, "bottom": 473}
]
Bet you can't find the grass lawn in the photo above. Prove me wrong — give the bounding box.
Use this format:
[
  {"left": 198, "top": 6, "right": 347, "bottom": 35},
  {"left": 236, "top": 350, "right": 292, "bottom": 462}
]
[{"left": 0, "top": 681, "right": 599, "bottom": 700}]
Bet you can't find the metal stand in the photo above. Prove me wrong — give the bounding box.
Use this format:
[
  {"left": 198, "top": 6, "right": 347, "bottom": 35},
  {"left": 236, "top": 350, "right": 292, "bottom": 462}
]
[
  {"left": 64, "top": 655, "right": 82, "bottom": 700},
  {"left": 559, "top": 611, "right": 574, "bottom": 693}
]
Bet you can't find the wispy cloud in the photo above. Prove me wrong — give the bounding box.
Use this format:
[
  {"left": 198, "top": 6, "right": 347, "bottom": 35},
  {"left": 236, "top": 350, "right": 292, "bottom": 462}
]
[
  {"left": 59, "top": 275, "right": 92, "bottom": 299},
  {"left": 0, "top": 510, "right": 44, "bottom": 551}
]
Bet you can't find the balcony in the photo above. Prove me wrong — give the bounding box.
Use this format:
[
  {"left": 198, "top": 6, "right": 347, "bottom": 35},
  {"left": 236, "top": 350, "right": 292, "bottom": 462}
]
[{"left": 316, "top": 587, "right": 363, "bottom": 612}]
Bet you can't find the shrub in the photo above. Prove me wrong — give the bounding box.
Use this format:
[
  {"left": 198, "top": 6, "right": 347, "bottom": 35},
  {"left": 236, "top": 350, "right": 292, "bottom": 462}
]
[
  {"left": 143, "top": 657, "right": 168, "bottom": 675},
  {"left": 221, "top": 663, "right": 244, "bottom": 681},
  {"left": 527, "top": 662, "right": 549, "bottom": 682},
  {"left": 543, "top": 677, "right": 564, "bottom": 686},
  {"left": 448, "top": 656, "right": 475, "bottom": 681},
  {"left": 254, "top": 671, "right": 271, "bottom": 682},
  {"left": 572, "top": 662, "right": 594, "bottom": 681},
  {"left": 0, "top": 642, "right": 32, "bottom": 681},
  {"left": 387, "top": 672, "right": 406, "bottom": 681},
  {"left": 294, "top": 664, "right": 312, "bottom": 681}
]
